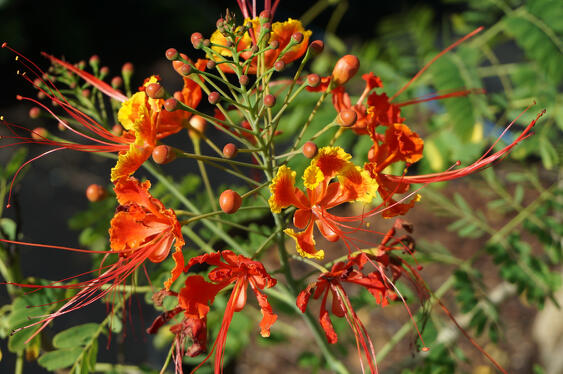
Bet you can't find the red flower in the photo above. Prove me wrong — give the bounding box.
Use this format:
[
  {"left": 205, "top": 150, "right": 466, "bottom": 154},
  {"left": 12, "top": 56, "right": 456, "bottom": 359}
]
[
  {"left": 181, "top": 250, "right": 277, "bottom": 373},
  {"left": 297, "top": 253, "right": 392, "bottom": 374}
]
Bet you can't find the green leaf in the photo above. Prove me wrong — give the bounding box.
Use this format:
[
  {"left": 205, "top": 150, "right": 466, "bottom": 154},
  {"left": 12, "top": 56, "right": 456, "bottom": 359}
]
[
  {"left": 2, "top": 147, "right": 28, "bottom": 179},
  {"left": 504, "top": 9, "right": 563, "bottom": 83},
  {"left": 38, "top": 347, "right": 83, "bottom": 370},
  {"left": 0, "top": 218, "right": 17, "bottom": 240},
  {"left": 53, "top": 323, "right": 98, "bottom": 349}
]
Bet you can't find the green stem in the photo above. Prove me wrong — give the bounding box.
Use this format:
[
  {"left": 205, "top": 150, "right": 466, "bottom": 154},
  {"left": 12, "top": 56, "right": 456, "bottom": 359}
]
[
  {"left": 193, "top": 138, "right": 218, "bottom": 212},
  {"left": 142, "top": 163, "right": 246, "bottom": 254},
  {"left": 15, "top": 352, "right": 23, "bottom": 374}
]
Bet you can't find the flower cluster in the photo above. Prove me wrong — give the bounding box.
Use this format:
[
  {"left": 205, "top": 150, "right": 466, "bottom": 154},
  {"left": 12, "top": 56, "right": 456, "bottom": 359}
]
[{"left": 0, "top": 1, "right": 543, "bottom": 373}]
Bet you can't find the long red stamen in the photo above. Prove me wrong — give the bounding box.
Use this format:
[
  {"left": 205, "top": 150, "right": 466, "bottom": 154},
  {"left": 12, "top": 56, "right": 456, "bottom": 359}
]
[
  {"left": 42, "top": 53, "right": 128, "bottom": 102},
  {"left": 396, "top": 88, "right": 485, "bottom": 107},
  {"left": 390, "top": 27, "right": 483, "bottom": 102}
]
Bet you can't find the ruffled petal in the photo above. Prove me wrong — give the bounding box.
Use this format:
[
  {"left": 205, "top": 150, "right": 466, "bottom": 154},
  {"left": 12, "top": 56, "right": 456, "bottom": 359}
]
[
  {"left": 178, "top": 275, "right": 223, "bottom": 319},
  {"left": 313, "top": 146, "right": 352, "bottom": 179},
  {"left": 285, "top": 224, "right": 324, "bottom": 259},
  {"left": 268, "top": 165, "right": 300, "bottom": 213},
  {"left": 249, "top": 280, "right": 278, "bottom": 337},
  {"left": 164, "top": 244, "right": 185, "bottom": 290},
  {"left": 303, "top": 164, "right": 324, "bottom": 190}
]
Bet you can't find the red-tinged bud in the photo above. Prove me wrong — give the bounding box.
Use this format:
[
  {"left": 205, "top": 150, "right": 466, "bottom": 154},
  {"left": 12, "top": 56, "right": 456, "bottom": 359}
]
[
  {"left": 58, "top": 122, "right": 66, "bottom": 131},
  {"left": 337, "top": 109, "right": 357, "bottom": 127},
  {"left": 112, "top": 124, "right": 123, "bottom": 136},
  {"left": 89, "top": 54, "right": 100, "bottom": 67},
  {"left": 77, "top": 60, "right": 86, "bottom": 70},
  {"left": 146, "top": 83, "right": 165, "bottom": 99},
  {"left": 259, "top": 10, "right": 271, "bottom": 23},
  {"left": 309, "top": 40, "right": 324, "bottom": 55},
  {"left": 223, "top": 143, "right": 238, "bottom": 158},
  {"left": 111, "top": 76, "right": 123, "bottom": 88},
  {"left": 100, "top": 66, "right": 109, "bottom": 77},
  {"left": 219, "top": 189, "right": 242, "bottom": 214},
  {"left": 421, "top": 347, "right": 430, "bottom": 352},
  {"left": 173, "top": 91, "right": 183, "bottom": 101},
  {"left": 269, "top": 40, "right": 279, "bottom": 50},
  {"left": 302, "top": 141, "right": 318, "bottom": 159},
  {"left": 191, "top": 32, "right": 203, "bottom": 49},
  {"left": 164, "top": 98, "right": 179, "bottom": 112},
  {"left": 202, "top": 39, "right": 211, "bottom": 48},
  {"left": 216, "top": 18, "right": 224, "bottom": 29},
  {"left": 86, "top": 184, "right": 107, "bottom": 202},
  {"left": 208, "top": 91, "right": 220, "bottom": 105},
  {"left": 264, "top": 94, "right": 276, "bottom": 107},
  {"left": 33, "top": 78, "right": 41, "bottom": 87},
  {"left": 28, "top": 107, "right": 40, "bottom": 119},
  {"left": 188, "top": 115, "right": 206, "bottom": 137},
  {"left": 51, "top": 99, "right": 59, "bottom": 107},
  {"left": 37, "top": 91, "right": 46, "bottom": 100},
  {"left": 291, "top": 32, "right": 304, "bottom": 44},
  {"left": 152, "top": 145, "right": 176, "bottom": 164},
  {"left": 81, "top": 89, "right": 91, "bottom": 98},
  {"left": 239, "top": 75, "right": 249, "bottom": 86},
  {"left": 31, "top": 127, "right": 47, "bottom": 140},
  {"left": 121, "top": 62, "right": 134, "bottom": 76},
  {"left": 307, "top": 73, "right": 320, "bottom": 88},
  {"left": 206, "top": 60, "right": 216, "bottom": 70},
  {"left": 165, "top": 48, "right": 179, "bottom": 61},
  {"left": 176, "top": 63, "right": 192, "bottom": 76},
  {"left": 274, "top": 61, "right": 285, "bottom": 72},
  {"left": 332, "top": 55, "right": 360, "bottom": 86}
]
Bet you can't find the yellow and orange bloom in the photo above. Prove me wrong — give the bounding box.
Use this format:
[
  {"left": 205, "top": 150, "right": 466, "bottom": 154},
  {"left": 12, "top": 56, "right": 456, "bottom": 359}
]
[
  {"left": 210, "top": 18, "right": 311, "bottom": 74},
  {"left": 268, "top": 146, "right": 378, "bottom": 259}
]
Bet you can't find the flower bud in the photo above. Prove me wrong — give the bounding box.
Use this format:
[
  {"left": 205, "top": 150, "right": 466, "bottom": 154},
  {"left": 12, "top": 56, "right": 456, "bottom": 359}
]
[
  {"left": 274, "top": 61, "right": 285, "bottom": 72},
  {"left": 188, "top": 115, "right": 206, "bottom": 137},
  {"left": 208, "top": 91, "right": 220, "bottom": 105},
  {"left": 307, "top": 73, "right": 320, "bottom": 88},
  {"left": 121, "top": 62, "right": 134, "bottom": 76},
  {"left": 86, "top": 184, "right": 107, "bottom": 202},
  {"left": 175, "top": 63, "right": 192, "bottom": 76},
  {"left": 89, "top": 55, "right": 100, "bottom": 68},
  {"left": 191, "top": 32, "right": 204, "bottom": 49},
  {"left": 309, "top": 40, "right": 324, "bottom": 55},
  {"left": 291, "top": 32, "right": 304, "bottom": 44},
  {"left": 269, "top": 40, "right": 279, "bottom": 50},
  {"left": 111, "top": 76, "right": 123, "bottom": 88},
  {"left": 28, "top": 107, "right": 40, "bottom": 119},
  {"left": 219, "top": 189, "right": 242, "bottom": 214},
  {"left": 332, "top": 55, "right": 360, "bottom": 86},
  {"left": 165, "top": 48, "right": 179, "bottom": 61},
  {"left": 259, "top": 10, "right": 271, "bottom": 23},
  {"left": 76, "top": 60, "right": 86, "bottom": 70},
  {"left": 239, "top": 75, "right": 249, "bottom": 86},
  {"left": 81, "top": 89, "right": 91, "bottom": 98},
  {"left": 337, "top": 109, "right": 357, "bottom": 127},
  {"left": 152, "top": 145, "right": 176, "bottom": 164},
  {"left": 202, "top": 39, "right": 211, "bottom": 48},
  {"left": 31, "top": 127, "right": 47, "bottom": 140},
  {"left": 264, "top": 94, "right": 276, "bottom": 107},
  {"left": 163, "top": 98, "right": 179, "bottom": 112},
  {"left": 100, "top": 66, "right": 109, "bottom": 77},
  {"left": 302, "top": 141, "right": 318, "bottom": 159},
  {"left": 206, "top": 60, "right": 216, "bottom": 70},
  {"left": 146, "top": 83, "right": 165, "bottom": 99},
  {"left": 223, "top": 143, "right": 238, "bottom": 159}
]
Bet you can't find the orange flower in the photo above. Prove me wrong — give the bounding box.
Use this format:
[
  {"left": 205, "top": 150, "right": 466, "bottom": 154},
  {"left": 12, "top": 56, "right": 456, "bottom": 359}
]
[
  {"left": 109, "top": 177, "right": 185, "bottom": 290},
  {"left": 3, "top": 176, "right": 185, "bottom": 343},
  {"left": 210, "top": 18, "right": 311, "bottom": 74},
  {"left": 268, "top": 147, "right": 378, "bottom": 259},
  {"left": 112, "top": 75, "right": 202, "bottom": 181},
  {"left": 181, "top": 250, "right": 277, "bottom": 373}
]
